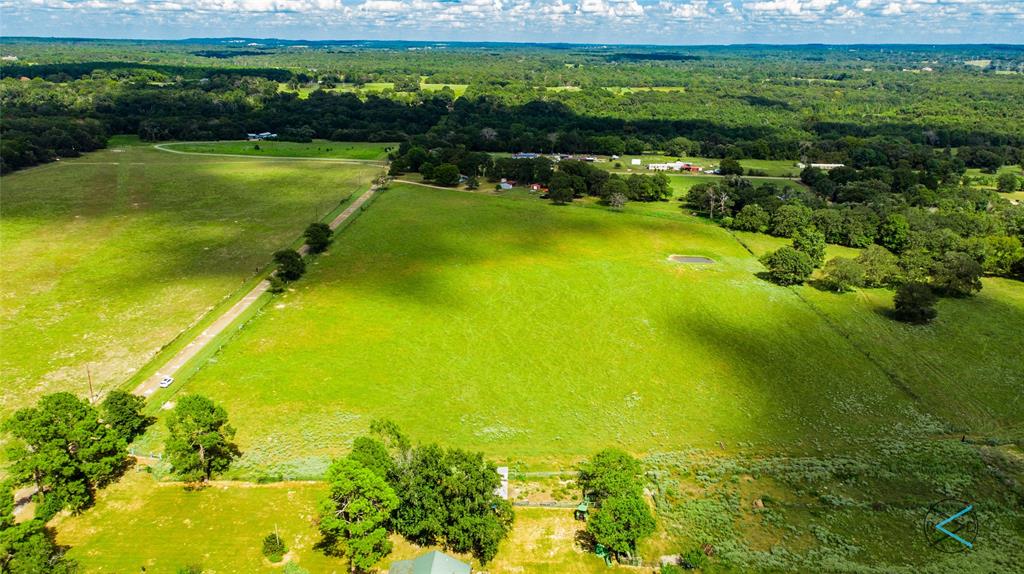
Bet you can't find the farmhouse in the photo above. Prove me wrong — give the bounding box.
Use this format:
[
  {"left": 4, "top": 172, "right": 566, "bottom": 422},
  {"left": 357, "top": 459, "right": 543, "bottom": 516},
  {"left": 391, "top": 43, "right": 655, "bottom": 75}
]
[
  {"left": 796, "top": 162, "right": 845, "bottom": 170},
  {"left": 247, "top": 132, "right": 278, "bottom": 141},
  {"left": 648, "top": 161, "right": 701, "bottom": 172},
  {"left": 389, "top": 551, "right": 471, "bottom": 574}
]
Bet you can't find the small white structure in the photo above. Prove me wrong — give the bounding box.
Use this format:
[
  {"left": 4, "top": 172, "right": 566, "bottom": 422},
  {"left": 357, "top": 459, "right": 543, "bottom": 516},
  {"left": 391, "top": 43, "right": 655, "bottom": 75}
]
[
  {"left": 648, "top": 161, "right": 702, "bottom": 173},
  {"left": 495, "top": 466, "right": 509, "bottom": 500},
  {"left": 630, "top": 158, "right": 642, "bottom": 166},
  {"left": 797, "top": 162, "right": 845, "bottom": 170},
  {"left": 247, "top": 132, "right": 278, "bottom": 141}
]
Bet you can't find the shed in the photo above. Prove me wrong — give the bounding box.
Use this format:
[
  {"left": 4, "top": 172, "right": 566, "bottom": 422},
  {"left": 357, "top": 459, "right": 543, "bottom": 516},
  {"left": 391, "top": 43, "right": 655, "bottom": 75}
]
[
  {"left": 495, "top": 466, "right": 509, "bottom": 499},
  {"left": 389, "top": 550, "right": 471, "bottom": 574}
]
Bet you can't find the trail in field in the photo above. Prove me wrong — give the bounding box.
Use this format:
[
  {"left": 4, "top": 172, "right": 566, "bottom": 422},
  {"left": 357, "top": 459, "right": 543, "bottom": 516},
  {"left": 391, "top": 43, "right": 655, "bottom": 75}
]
[
  {"left": 153, "top": 142, "right": 386, "bottom": 164},
  {"left": 131, "top": 184, "right": 380, "bottom": 399},
  {"left": 394, "top": 179, "right": 485, "bottom": 192}
]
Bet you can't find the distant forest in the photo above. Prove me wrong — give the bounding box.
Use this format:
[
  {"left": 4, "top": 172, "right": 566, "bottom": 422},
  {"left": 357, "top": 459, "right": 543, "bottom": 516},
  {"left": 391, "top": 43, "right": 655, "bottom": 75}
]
[{"left": 1, "top": 39, "right": 1023, "bottom": 174}]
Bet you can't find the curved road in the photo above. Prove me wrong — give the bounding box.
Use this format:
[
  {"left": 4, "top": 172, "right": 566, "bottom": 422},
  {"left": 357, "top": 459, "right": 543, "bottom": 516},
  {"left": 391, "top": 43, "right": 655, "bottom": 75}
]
[{"left": 152, "top": 142, "right": 386, "bottom": 165}]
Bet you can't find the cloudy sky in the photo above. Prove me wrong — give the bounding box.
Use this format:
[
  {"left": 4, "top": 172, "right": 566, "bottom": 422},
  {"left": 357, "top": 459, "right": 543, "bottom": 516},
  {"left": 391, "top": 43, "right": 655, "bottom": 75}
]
[{"left": 1, "top": 0, "right": 1022, "bottom": 44}]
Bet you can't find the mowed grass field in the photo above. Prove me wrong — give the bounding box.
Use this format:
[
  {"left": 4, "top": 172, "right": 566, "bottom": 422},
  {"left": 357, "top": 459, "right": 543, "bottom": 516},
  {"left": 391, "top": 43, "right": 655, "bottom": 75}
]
[
  {"left": 0, "top": 139, "right": 381, "bottom": 416},
  {"left": 173, "top": 182, "right": 953, "bottom": 476},
  {"left": 167, "top": 139, "right": 395, "bottom": 160}
]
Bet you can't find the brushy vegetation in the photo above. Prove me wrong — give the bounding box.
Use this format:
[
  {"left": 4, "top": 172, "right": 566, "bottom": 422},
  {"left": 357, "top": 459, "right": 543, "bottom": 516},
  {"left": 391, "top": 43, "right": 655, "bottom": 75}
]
[{"left": 645, "top": 436, "right": 1024, "bottom": 573}]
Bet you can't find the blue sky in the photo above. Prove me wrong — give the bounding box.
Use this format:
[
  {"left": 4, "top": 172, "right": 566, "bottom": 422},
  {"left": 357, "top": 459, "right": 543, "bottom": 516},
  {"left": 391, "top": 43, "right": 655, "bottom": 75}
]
[{"left": 1, "top": 1, "right": 1022, "bottom": 44}]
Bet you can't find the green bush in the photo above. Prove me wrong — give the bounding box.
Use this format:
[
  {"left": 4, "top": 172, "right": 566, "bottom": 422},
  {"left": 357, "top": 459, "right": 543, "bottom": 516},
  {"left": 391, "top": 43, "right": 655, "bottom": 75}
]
[
  {"left": 893, "top": 282, "right": 938, "bottom": 324},
  {"left": 760, "top": 246, "right": 814, "bottom": 286},
  {"left": 681, "top": 547, "right": 709, "bottom": 569},
  {"left": 262, "top": 532, "right": 287, "bottom": 562}
]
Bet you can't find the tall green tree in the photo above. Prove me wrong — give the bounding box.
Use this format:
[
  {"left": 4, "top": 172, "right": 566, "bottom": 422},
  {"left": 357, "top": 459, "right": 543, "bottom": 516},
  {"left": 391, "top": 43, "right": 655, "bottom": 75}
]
[
  {"left": 547, "top": 172, "right": 576, "bottom": 204},
  {"left": 856, "top": 245, "right": 900, "bottom": 287},
  {"left": 318, "top": 458, "right": 398, "bottom": 573},
  {"left": 1, "top": 484, "right": 77, "bottom": 574},
  {"left": 391, "top": 445, "right": 513, "bottom": 563},
  {"left": 347, "top": 437, "right": 394, "bottom": 480},
  {"left": 760, "top": 246, "right": 814, "bottom": 286},
  {"left": 2, "top": 393, "right": 127, "bottom": 517},
  {"left": 931, "top": 252, "right": 983, "bottom": 297},
  {"left": 997, "top": 172, "right": 1019, "bottom": 193},
  {"left": 0, "top": 519, "right": 77, "bottom": 574},
  {"left": 273, "top": 249, "right": 306, "bottom": 282},
  {"left": 821, "top": 257, "right": 865, "bottom": 292},
  {"left": 577, "top": 449, "right": 644, "bottom": 503},
  {"left": 719, "top": 158, "right": 744, "bottom": 176},
  {"left": 893, "top": 282, "right": 938, "bottom": 324},
  {"left": 792, "top": 227, "right": 827, "bottom": 267},
  {"left": 100, "top": 390, "right": 150, "bottom": 442},
  {"left": 771, "top": 204, "right": 813, "bottom": 237},
  {"left": 587, "top": 494, "right": 656, "bottom": 556},
  {"left": 878, "top": 214, "right": 910, "bottom": 253},
  {"left": 304, "top": 222, "right": 332, "bottom": 254},
  {"left": 164, "top": 395, "right": 239, "bottom": 482},
  {"left": 732, "top": 204, "right": 770, "bottom": 233},
  {"left": 430, "top": 163, "right": 461, "bottom": 186}
]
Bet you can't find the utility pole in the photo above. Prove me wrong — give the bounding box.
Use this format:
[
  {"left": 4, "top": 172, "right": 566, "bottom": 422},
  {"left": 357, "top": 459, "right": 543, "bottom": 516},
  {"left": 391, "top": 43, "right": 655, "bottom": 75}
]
[{"left": 86, "top": 364, "right": 95, "bottom": 403}]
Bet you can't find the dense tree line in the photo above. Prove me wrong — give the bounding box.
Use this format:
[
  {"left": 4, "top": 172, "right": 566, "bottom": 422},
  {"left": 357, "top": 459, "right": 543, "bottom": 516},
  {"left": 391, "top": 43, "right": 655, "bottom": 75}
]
[
  {"left": 685, "top": 156, "right": 1023, "bottom": 321},
  {"left": 0, "top": 117, "right": 107, "bottom": 173},
  {"left": 688, "top": 159, "right": 1024, "bottom": 284},
  {"left": 4, "top": 46, "right": 1023, "bottom": 173}
]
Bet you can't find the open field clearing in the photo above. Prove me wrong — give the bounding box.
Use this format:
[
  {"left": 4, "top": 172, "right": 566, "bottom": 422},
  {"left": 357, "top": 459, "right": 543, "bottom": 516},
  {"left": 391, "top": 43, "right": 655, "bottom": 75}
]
[
  {"left": 277, "top": 81, "right": 469, "bottom": 98},
  {"left": 0, "top": 140, "right": 380, "bottom": 417},
  {"left": 167, "top": 183, "right": 953, "bottom": 477},
  {"left": 167, "top": 140, "right": 395, "bottom": 160}
]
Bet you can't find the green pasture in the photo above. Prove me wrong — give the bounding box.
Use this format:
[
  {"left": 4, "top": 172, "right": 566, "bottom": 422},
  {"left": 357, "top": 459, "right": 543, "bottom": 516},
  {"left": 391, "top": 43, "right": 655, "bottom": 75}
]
[
  {"left": 167, "top": 140, "right": 394, "bottom": 160},
  {"left": 174, "top": 183, "right": 951, "bottom": 477},
  {"left": 735, "top": 231, "right": 1024, "bottom": 439},
  {"left": 0, "top": 143, "right": 380, "bottom": 418},
  {"left": 278, "top": 80, "right": 469, "bottom": 98},
  {"left": 420, "top": 82, "right": 470, "bottom": 96}
]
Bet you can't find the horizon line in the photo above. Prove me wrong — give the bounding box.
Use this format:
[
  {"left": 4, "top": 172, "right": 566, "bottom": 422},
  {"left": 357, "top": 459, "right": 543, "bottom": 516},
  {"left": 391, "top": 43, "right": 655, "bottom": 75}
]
[{"left": 3, "top": 36, "right": 1024, "bottom": 50}]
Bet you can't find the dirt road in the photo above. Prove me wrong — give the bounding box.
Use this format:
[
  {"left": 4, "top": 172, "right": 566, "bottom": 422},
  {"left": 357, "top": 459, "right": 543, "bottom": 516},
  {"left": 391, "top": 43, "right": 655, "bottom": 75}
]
[
  {"left": 131, "top": 184, "right": 380, "bottom": 398},
  {"left": 153, "top": 142, "right": 385, "bottom": 165}
]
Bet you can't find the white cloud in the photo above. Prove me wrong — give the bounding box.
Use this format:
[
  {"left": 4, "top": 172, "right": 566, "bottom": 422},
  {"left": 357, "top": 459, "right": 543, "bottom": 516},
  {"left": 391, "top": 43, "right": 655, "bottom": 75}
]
[{"left": 3, "top": 0, "right": 1021, "bottom": 42}]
